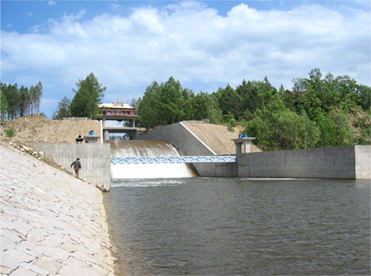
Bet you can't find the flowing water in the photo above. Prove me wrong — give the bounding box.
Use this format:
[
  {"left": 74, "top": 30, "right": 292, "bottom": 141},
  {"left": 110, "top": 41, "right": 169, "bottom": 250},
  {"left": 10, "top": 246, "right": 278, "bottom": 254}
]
[
  {"left": 104, "top": 178, "right": 370, "bottom": 275},
  {"left": 104, "top": 142, "right": 370, "bottom": 275},
  {"left": 109, "top": 140, "right": 195, "bottom": 179}
]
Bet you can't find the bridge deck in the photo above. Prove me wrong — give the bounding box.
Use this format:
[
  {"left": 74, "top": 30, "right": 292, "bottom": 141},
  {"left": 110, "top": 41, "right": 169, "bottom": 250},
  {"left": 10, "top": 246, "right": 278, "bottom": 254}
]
[{"left": 111, "top": 156, "right": 237, "bottom": 164}]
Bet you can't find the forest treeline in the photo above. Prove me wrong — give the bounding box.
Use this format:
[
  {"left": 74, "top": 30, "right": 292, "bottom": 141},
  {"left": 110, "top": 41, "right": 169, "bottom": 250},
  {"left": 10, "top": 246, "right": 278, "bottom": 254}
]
[
  {"left": 133, "top": 68, "right": 370, "bottom": 150},
  {"left": 0, "top": 81, "right": 44, "bottom": 120},
  {"left": 2, "top": 69, "right": 370, "bottom": 151}
]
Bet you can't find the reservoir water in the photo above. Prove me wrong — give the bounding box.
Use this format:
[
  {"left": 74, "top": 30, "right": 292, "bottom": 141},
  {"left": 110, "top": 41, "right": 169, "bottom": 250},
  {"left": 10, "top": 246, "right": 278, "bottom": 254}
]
[{"left": 103, "top": 178, "right": 370, "bottom": 275}]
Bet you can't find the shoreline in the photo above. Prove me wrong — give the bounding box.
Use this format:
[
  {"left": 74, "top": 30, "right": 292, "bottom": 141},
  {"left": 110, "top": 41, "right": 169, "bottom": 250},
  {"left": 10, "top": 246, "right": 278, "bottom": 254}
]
[{"left": 0, "top": 142, "right": 116, "bottom": 275}]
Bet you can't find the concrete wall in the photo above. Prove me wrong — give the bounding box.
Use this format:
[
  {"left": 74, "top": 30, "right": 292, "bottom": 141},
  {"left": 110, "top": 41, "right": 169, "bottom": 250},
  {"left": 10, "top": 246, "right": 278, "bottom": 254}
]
[
  {"left": 140, "top": 122, "right": 237, "bottom": 177},
  {"left": 355, "top": 145, "right": 371, "bottom": 179},
  {"left": 237, "top": 146, "right": 371, "bottom": 179},
  {"left": 32, "top": 143, "right": 111, "bottom": 188}
]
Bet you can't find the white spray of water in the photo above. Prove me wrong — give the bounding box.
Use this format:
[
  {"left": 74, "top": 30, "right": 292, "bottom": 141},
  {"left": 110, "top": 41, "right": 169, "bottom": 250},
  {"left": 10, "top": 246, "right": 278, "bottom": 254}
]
[{"left": 110, "top": 140, "right": 195, "bottom": 179}]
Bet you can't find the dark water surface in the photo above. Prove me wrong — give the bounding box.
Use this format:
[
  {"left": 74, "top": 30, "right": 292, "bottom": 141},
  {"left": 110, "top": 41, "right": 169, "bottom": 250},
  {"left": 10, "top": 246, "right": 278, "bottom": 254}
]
[{"left": 103, "top": 178, "right": 370, "bottom": 275}]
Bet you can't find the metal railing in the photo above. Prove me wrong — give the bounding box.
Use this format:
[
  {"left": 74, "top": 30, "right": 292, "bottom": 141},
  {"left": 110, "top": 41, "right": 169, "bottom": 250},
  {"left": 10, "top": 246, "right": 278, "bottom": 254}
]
[{"left": 111, "top": 156, "right": 237, "bottom": 164}]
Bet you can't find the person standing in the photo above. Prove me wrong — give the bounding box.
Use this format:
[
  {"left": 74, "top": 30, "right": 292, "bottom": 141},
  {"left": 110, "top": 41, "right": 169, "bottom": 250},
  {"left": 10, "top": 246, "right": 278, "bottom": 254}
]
[{"left": 70, "top": 158, "right": 81, "bottom": 178}]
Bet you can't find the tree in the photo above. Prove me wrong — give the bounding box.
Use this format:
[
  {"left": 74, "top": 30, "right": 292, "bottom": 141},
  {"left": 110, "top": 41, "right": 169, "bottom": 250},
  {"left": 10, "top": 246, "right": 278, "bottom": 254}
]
[
  {"left": 69, "top": 73, "right": 106, "bottom": 118},
  {"left": 159, "top": 76, "right": 186, "bottom": 124},
  {"left": 0, "top": 84, "right": 9, "bottom": 121},
  {"left": 218, "top": 84, "right": 243, "bottom": 119},
  {"left": 29, "top": 81, "right": 43, "bottom": 116},
  {"left": 130, "top": 97, "right": 142, "bottom": 108},
  {"left": 137, "top": 81, "right": 160, "bottom": 128},
  {"left": 243, "top": 94, "right": 320, "bottom": 151},
  {"left": 19, "top": 85, "right": 30, "bottom": 117},
  {"left": 3, "top": 83, "right": 20, "bottom": 119},
  {"left": 189, "top": 92, "right": 222, "bottom": 123},
  {"left": 52, "top": 96, "right": 71, "bottom": 119},
  {"left": 236, "top": 78, "right": 276, "bottom": 119}
]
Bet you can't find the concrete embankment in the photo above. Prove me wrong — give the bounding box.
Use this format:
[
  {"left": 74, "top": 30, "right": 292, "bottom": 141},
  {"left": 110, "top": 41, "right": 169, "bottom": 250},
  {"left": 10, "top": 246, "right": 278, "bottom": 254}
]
[{"left": 0, "top": 143, "right": 115, "bottom": 275}]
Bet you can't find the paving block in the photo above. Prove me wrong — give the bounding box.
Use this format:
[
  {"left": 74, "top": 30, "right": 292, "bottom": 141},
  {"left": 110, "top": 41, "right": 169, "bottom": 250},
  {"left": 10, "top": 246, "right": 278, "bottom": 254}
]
[
  {"left": 8, "top": 266, "right": 37, "bottom": 276},
  {"left": 58, "top": 257, "right": 103, "bottom": 276},
  {"left": 0, "top": 235, "right": 16, "bottom": 251},
  {"left": 33, "top": 255, "right": 62, "bottom": 274},
  {"left": 0, "top": 248, "right": 34, "bottom": 271},
  {"left": 20, "top": 262, "right": 49, "bottom": 276}
]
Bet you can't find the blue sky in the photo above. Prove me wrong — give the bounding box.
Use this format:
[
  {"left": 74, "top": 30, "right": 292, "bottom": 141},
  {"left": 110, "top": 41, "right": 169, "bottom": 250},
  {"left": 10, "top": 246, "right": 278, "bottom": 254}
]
[{"left": 1, "top": 0, "right": 370, "bottom": 118}]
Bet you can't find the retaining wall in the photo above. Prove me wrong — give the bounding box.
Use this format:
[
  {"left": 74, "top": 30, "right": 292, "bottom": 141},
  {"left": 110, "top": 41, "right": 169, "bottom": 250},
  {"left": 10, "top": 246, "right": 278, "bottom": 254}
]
[
  {"left": 31, "top": 143, "right": 111, "bottom": 188},
  {"left": 238, "top": 146, "right": 370, "bottom": 179}
]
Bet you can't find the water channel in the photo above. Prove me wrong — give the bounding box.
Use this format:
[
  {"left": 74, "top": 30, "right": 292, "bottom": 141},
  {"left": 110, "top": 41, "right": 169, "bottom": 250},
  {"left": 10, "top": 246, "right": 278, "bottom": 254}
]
[{"left": 103, "top": 178, "right": 370, "bottom": 275}]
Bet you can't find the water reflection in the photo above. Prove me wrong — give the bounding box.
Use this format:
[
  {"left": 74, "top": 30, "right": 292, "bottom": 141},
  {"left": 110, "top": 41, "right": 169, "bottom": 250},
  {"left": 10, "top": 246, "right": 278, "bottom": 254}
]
[{"left": 104, "top": 178, "right": 370, "bottom": 275}]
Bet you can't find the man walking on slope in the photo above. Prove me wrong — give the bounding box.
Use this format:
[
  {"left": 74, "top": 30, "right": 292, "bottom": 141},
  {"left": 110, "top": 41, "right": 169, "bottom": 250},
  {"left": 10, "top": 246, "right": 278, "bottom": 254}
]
[{"left": 70, "top": 158, "right": 81, "bottom": 178}]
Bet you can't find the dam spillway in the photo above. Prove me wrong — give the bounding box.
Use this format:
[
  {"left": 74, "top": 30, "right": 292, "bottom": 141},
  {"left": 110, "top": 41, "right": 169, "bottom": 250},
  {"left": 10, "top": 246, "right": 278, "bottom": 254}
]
[{"left": 108, "top": 140, "right": 195, "bottom": 179}]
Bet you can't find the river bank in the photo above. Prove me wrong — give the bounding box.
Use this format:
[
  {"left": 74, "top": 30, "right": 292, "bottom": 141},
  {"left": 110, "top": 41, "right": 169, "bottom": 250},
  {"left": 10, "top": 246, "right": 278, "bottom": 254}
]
[{"left": 0, "top": 141, "right": 115, "bottom": 275}]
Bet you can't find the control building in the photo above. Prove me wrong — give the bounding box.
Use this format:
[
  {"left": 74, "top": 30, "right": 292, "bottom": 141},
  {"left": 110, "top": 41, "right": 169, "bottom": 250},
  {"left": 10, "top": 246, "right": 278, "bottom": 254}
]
[{"left": 98, "top": 101, "right": 138, "bottom": 140}]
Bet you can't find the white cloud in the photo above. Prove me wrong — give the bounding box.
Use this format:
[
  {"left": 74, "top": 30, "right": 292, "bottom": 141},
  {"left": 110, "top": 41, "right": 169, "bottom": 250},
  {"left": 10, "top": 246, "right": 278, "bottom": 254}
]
[
  {"left": 2, "top": 1, "right": 370, "bottom": 116},
  {"left": 111, "top": 3, "right": 122, "bottom": 11},
  {"left": 47, "top": 1, "right": 56, "bottom": 6}
]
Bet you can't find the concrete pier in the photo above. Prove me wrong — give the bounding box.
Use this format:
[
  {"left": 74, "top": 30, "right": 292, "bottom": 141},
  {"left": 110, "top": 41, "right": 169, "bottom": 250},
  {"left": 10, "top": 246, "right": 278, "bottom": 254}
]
[
  {"left": 0, "top": 143, "right": 115, "bottom": 275},
  {"left": 232, "top": 137, "right": 256, "bottom": 154}
]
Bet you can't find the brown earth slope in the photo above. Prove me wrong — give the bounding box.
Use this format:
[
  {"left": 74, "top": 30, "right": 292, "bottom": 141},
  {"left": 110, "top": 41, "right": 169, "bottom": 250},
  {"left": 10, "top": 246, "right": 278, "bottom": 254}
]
[
  {"left": 182, "top": 122, "right": 261, "bottom": 154},
  {"left": 2, "top": 115, "right": 101, "bottom": 144}
]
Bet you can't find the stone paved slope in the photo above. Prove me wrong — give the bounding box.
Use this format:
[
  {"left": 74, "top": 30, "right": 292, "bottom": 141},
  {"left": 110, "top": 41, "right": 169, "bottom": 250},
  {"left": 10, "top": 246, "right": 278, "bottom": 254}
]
[{"left": 0, "top": 142, "right": 115, "bottom": 275}]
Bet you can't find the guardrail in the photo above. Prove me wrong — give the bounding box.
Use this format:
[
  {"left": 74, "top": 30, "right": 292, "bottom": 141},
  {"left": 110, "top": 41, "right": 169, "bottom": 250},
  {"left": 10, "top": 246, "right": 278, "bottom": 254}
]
[{"left": 111, "top": 156, "right": 237, "bottom": 164}]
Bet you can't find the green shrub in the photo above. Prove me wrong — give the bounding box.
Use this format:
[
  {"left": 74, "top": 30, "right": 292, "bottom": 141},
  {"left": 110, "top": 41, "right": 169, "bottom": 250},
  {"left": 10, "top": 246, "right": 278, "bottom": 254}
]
[
  {"left": 228, "top": 126, "right": 235, "bottom": 132},
  {"left": 4, "top": 127, "right": 15, "bottom": 138},
  {"left": 222, "top": 113, "right": 234, "bottom": 123},
  {"left": 229, "top": 118, "right": 237, "bottom": 127}
]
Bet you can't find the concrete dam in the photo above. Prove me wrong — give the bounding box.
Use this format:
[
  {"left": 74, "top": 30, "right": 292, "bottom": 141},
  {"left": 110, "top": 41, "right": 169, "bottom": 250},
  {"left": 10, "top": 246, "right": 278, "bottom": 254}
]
[{"left": 32, "top": 121, "right": 371, "bottom": 190}]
